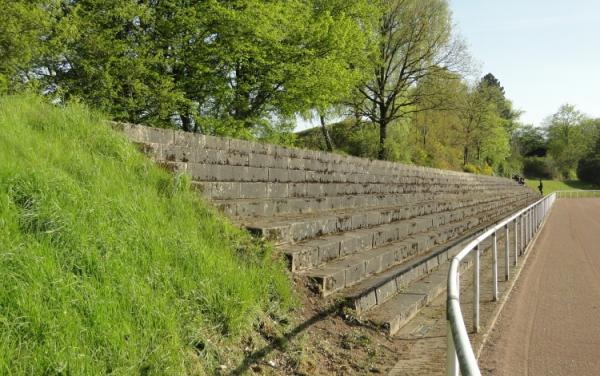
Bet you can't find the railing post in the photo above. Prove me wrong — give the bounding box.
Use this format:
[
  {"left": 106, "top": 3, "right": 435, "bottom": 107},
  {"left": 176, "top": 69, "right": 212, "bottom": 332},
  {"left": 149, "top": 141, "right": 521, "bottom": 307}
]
[
  {"left": 520, "top": 213, "right": 524, "bottom": 254},
  {"left": 523, "top": 210, "right": 531, "bottom": 245},
  {"left": 447, "top": 324, "right": 458, "bottom": 376},
  {"left": 530, "top": 209, "right": 533, "bottom": 240},
  {"left": 503, "top": 225, "right": 509, "bottom": 281},
  {"left": 492, "top": 231, "right": 498, "bottom": 300},
  {"left": 514, "top": 217, "right": 518, "bottom": 266},
  {"left": 523, "top": 210, "right": 531, "bottom": 247},
  {"left": 473, "top": 245, "right": 480, "bottom": 333}
]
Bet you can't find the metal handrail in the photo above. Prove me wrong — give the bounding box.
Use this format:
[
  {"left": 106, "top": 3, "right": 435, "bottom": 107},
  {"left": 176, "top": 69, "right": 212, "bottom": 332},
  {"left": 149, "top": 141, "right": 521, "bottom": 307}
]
[
  {"left": 446, "top": 193, "right": 556, "bottom": 376},
  {"left": 554, "top": 190, "right": 600, "bottom": 199}
]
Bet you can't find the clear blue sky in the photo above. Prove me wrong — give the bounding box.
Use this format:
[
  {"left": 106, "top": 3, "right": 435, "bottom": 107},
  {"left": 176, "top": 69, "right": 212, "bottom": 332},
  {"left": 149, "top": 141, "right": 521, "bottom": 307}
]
[{"left": 451, "top": 0, "right": 600, "bottom": 126}]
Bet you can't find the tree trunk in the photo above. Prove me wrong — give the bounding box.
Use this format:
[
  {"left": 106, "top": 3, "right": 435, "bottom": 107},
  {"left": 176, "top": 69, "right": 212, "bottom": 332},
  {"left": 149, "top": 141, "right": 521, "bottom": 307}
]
[
  {"left": 463, "top": 146, "right": 469, "bottom": 165},
  {"left": 319, "top": 114, "right": 334, "bottom": 152},
  {"left": 193, "top": 121, "right": 204, "bottom": 134},
  {"left": 181, "top": 114, "right": 193, "bottom": 132},
  {"left": 378, "top": 120, "right": 387, "bottom": 160}
]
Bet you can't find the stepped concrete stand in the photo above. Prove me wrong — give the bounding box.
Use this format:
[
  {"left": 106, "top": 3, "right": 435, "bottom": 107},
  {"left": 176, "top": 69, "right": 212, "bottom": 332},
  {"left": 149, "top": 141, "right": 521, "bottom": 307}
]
[{"left": 119, "top": 123, "right": 539, "bottom": 335}]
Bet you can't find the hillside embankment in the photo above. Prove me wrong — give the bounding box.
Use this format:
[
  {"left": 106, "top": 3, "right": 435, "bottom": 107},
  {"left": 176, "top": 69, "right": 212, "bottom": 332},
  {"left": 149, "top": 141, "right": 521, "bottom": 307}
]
[{"left": 0, "top": 96, "right": 293, "bottom": 374}]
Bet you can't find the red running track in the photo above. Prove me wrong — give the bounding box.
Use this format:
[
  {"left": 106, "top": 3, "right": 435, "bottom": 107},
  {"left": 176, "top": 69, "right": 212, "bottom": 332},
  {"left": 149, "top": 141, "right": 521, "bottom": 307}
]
[{"left": 480, "top": 198, "right": 600, "bottom": 376}]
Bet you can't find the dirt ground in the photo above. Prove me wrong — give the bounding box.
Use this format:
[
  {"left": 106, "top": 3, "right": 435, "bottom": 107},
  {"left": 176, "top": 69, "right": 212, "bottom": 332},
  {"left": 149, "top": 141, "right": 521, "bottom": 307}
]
[
  {"left": 235, "top": 229, "right": 524, "bottom": 375},
  {"left": 479, "top": 198, "right": 600, "bottom": 376}
]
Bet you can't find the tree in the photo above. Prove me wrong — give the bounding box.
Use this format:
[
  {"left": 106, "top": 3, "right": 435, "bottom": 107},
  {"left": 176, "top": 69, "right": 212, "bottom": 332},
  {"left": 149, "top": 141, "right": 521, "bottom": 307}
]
[
  {"left": 35, "top": 0, "right": 377, "bottom": 138},
  {"left": 456, "top": 78, "right": 511, "bottom": 170},
  {"left": 354, "top": 0, "right": 467, "bottom": 159},
  {"left": 0, "top": 0, "right": 56, "bottom": 93},
  {"left": 297, "top": 0, "right": 379, "bottom": 151},
  {"left": 515, "top": 124, "right": 547, "bottom": 157},
  {"left": 198, "top": 0, "right": 378, "bottom": 137},
  {"left": 576, "top": 118, "right": 600, "bottom": 185},
  {"left": 545, "top": 104, "right": 589, "bottom": 178},
  {"left": 478, "top": 73, "right": 520, "bottom": 127},
  {"left": 409, "top": 70, "right": 465, "bottom": 168},
  {"left": 42, "top": 1, "right": 190, "bottom": 126}
]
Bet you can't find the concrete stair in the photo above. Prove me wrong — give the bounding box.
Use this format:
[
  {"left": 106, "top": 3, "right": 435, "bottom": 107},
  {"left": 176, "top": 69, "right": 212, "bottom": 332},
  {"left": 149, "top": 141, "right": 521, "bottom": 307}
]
[
  {"left": 119, "top": 123, "right": 539, "bottom": 337},
  {"left": 363, "top": 232, "right": 508, "bottom": 335}
]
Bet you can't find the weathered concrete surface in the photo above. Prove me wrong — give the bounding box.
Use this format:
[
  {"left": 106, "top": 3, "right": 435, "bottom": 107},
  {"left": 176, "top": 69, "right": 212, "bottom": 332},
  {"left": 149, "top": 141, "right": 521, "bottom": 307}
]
[
  {"left": 119, "top": 123, "right": 543, "bottom": 369},
  {"left": 388, "top": 228, "right": 527, "bottom": 375},
  {"left": 479, "top": 198, "right": 600, "bottom": 376}
]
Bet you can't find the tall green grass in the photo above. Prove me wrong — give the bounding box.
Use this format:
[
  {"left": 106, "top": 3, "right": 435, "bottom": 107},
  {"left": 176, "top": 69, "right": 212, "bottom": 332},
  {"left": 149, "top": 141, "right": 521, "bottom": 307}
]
[{"left": 0, "top": 96, "right": 293, "bottom": 374}]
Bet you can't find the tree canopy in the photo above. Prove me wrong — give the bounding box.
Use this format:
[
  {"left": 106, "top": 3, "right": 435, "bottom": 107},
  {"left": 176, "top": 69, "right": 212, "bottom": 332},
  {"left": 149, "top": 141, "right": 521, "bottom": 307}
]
[{"left": 3, "top": 0, "right": 595, "bottom": 180}]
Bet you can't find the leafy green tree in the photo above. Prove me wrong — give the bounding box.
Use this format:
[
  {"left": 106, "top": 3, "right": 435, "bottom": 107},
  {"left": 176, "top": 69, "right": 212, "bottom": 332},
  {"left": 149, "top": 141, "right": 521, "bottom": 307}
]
[
  {"left": 354, "top": 0, "right": 467, "bottom": 159},
  {"left": 456, "top": 78, "right": 512, "bottom": 172},
  {"left": 198, "top": 0, "right": 377, "bottom": 137},
  {"left": 545, "top": 104, "right": 589, "bottom": 178},
  {"left": 515, "top": 124, "right": 547, "bottom": 157},
  {"left": 575, "top": 118, "right": 600, "bottom": 184},
  {"left": 0, "top": 0, "right": 56, "bottom": 93},
  {"left": 37, "top": 0, "right": 376, "bottom": 139},
  {"left": 409, "top": 70, "right": 465, "bottom": 169},
  {"left": 297, "top": 0, "right": 379, "bottom": 151},
  {"left": 479, "top": 73, "right": 514, "bottom": 121},
  {"left": 43, "top": 1, "right": 189, "bottom": 125}
]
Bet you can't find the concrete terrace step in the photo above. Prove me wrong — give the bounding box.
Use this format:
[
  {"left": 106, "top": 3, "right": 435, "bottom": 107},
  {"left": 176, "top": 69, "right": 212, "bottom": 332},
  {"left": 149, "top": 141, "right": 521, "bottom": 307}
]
[
  {"left": 298, "top": 199, "right": 524, "bottom": 298},
  {"left": 120, "top": 124, "right": 542, "bottom": 341},
  {"left": 194, "top": 180, "right": 525, "bottom": 201},
  {"left": 364, "top": 264, "right": 452, "bottom": 336},
  {"left": 300, "top": 218, "right": 478, "bottom": 296},
  {"left": 126, "top": 132, "right": 519, "bottom": 188},
  {"left": 171, "top": 158, "right": 520, "bottom": 186},
  {"left": 278, "top": 195, "right": 531, "bottom": 273},
  {"left": 339, "top": 207, "right": 519, "bottom": 316},
  {"left": 248, "top": 192, "right": 531, "bottom": 244},
  {"left": 279, "top": 196, "right": 520, "bottom": 272},
  {"left": 212, "top": 188, "right": 529, "bottom": 218},
  {"left": 363, "top": 235, "right": 500, "bottom": 336}
]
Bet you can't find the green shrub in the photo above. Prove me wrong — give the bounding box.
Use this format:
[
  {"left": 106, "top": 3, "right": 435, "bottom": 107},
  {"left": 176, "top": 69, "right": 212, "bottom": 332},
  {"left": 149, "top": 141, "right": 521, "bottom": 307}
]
[
  {"left": 462, "top": 163, "right": 478, "bottom": 174},
  {"left": 522, "top": 157, "right": 555, "bottom": 179},
  {"left": 479, "top": 164, "right": 494, "bottom": 176},
  {"left": 577, "top": 157, "right": 600, "bottom": 185},
  {"left": 0, "top": 95, "right": 293, "bottom": 374}
]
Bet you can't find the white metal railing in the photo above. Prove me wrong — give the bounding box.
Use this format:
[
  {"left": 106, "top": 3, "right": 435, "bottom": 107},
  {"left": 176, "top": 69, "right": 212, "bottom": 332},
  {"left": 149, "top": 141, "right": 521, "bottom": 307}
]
[
  {"left": 554, "top": 190, "right": 600, "bottom": 199},
  {"left": 446, "top": 193, "right": 556, "bottom": 376}
]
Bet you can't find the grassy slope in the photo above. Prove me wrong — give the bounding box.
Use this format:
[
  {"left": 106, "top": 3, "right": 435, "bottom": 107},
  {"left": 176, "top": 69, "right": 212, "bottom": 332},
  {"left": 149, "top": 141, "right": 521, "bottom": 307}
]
[
  {"left": 525, "top": 179, "right": 600, "bottom": 195},
  {"left": 0, "top": 96, "right": 293, "bottom": 375}
]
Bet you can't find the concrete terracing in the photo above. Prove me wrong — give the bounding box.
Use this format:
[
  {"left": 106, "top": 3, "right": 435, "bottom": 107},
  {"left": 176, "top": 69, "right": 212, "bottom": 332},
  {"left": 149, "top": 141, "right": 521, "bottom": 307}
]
[{"left": 119, "top": 123, "right": 539, "bottom": 335}]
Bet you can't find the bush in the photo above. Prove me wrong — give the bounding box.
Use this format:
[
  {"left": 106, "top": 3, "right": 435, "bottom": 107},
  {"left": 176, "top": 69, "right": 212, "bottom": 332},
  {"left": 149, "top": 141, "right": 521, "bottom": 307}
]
[
  {"left": 577, "top": 157, "right": 600, "bottom": 185},
  {"left": 480, "top": 164, "right": 494, "bottom": 176},
  {"left": 462, "top": 163, "right": 493, "bottom": 176},
  {"left": 462, "top": 163, "right": 478, "bottom": 174},
  {"left": 522, "top": 157, "right": 555, "bottom": 179}
]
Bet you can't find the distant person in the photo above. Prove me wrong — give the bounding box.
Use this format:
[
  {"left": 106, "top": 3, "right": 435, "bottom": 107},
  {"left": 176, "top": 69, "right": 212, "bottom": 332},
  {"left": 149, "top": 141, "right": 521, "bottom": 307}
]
[{"left": 538, "top": 179, "right": 544, "bottom": 195}]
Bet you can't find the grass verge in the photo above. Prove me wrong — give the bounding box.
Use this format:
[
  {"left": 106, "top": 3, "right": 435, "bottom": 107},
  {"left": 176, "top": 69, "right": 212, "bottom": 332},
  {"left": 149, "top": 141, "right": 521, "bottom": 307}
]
[
  {"left": 0, "top": 95, "right": 293, "bottom": 375},
  {"left": 525, "top": 179, "right": 600, "bottom": 195}
]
